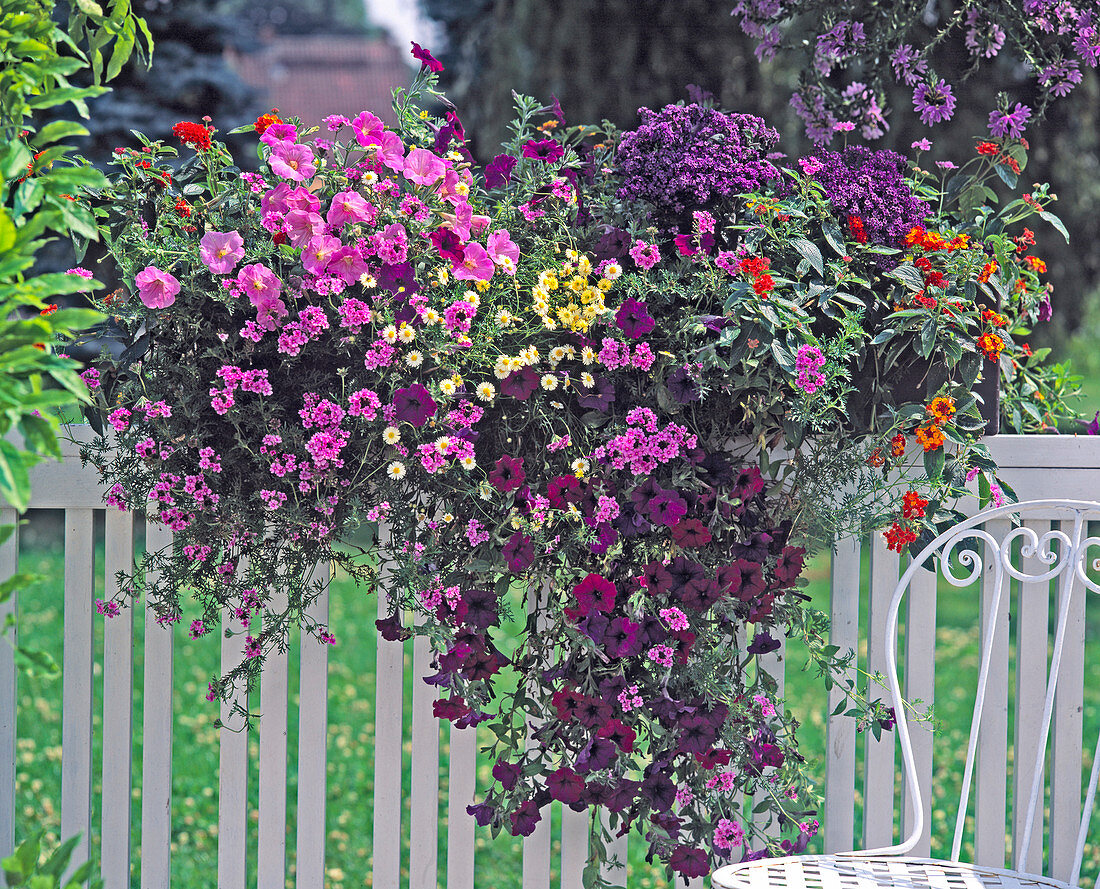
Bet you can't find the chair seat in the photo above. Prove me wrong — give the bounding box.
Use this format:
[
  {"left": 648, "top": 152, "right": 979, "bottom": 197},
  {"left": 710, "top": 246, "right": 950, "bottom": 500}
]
[{"left": 711, "top": 855, "right": 1075, "bottom": 889}]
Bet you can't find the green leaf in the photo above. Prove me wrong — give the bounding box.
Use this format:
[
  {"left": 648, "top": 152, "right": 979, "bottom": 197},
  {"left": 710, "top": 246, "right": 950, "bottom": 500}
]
[
  {"left": 76, "top": 0, "right": 105, "bottom": 15},
  {"left": 30, "top": 120, "right": 90, "bottom": 147},
  {"left": 0, "top": 142, "right": 34, "bottom": 180},
  {"left": 821, "top": 218, "right": 846, "bottom": 256},
  {"left": 1037, "top": 210, "right": 1070, "bottom": 243},
  {"left": 105, "top": 17, "right": 136, "bottom": 80},
  {"left": 0, "top": 439, "right": 31, "bottom": 511},
  {"left": 13, "top": 644, "right": 60, "bottom": 677},
  {"left": 0, "top": 209, "right": 15, "bottom": 254},
  {"left": 923, "top": 445, "right": 945, "bottom": 481},
  {"left": 994, "top": 163, "right": 1018, "bottom": 189},
  {"left": 26, "top": 85, "right": 109, "bottom": 111},
  {"left": 791, "top": 238, "right": 823, "bottom": 275},
  {"left": 888, "top": 263, "right": 924, "bottom": 291},
  {"left": 870, "top": 329, "right": 896, "bottom": 346},
  {"left": 2, "top": 832, "right": 41, "bottom": 881}
]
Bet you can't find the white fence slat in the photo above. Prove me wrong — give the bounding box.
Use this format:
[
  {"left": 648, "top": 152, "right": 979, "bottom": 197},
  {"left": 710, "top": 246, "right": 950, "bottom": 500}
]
[
  {"left": 446, "top": 720, "right": 477, "bottom": 889},
  {"left": 61, "top": 508, "right": 95, "bottom": 877},
  {"left": 257, "top": 586, "right": 289, "bottom": 889},
  {"left": 295, "top": 567, "right": 330, "bottom": 889},
  {"left": 902, "top": 564, "right": 936, "bottom": 857},
  {"left": 1049, "top": 529, "right": 1085, "bottom": 883},
  {"left": 0, "top": 509, "right": 17, "bottom": 859},
  {"left": 521, "top": 799, "right": 552, "bottom": 889},
  {"left": 863, "top": 534, "right": 898, "bottom": 849},
  {"left": 974, "top": 521, "right": 1010, "bottom": 868},
  {"left": 599, "top": 808, "right": 628, "bottom": 889},
  {"left": 560, "top": 806, "right": 587, "bottom": 889},
  {"left": 755, "top": 633, "right": 785, "bottom": 840},
  {"left": 101, "top": 510, "right": 134, "bottom": 889},
  {"left": 1013, "top": 518, "right": 1049, "bottom": 874},
  {"left": 140, "top": 521, "right": 174, "bottom": 889},
  {"left": 372, "top": 525, "right": 403, "bottom": 889},
  {"left": 523, "top": 584, "right": 551, "bottom": 889},
  {"left": 825, "top": 536, "right": 860, "bottom": 853},
  {"left": 217, "top": 606, "right": 249, "bottom": 889},
  {"left": 410, "top": 633, "right": 440, "bottom": 889}
]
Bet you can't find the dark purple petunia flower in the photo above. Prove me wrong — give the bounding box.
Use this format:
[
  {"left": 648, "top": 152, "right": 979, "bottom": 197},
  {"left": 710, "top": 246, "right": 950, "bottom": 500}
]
[
  {"left": 604, "top": 616, "right": 642, "bottom": 658},
  {"left": 502, "top": 531, "right": 534, "bottom": 573},
  {"left": 508, "top": 799, "right": 542, "bottom": 837},
  {"left": 466, "top": 801, "right": 497, "bottom": 826},
  {"left": 565, "top": 573, "right": 617, "bottom": 622},
  {"left": 521, "top": 138, "right": 565, "bottom": 162},
  {"left": 578, "top": 611, "right": 610, "bottom": 645},
  {"left": 614, "top": 297, "right": 655, "bottom": 339},
  {"left": 1088, "top": 411, "right": 1100, "bottom": 435},
  {"left": 605, "top": 778, "right": 639, "bottom": 813},
  {"left": 612, "top": 499, "right": 651, "bottom": 538},
  {"left": 642, "top": 559, "right": 674, "bottom": 595},
  {"left": 547, "top": 474, "right": 580, "bottom": 509},
  {"left": 392, "top": 384, "right": 437, "bottom": 427},
  {"left": 455, "top": 708, "right": 490, "bottom": 729},
  {"left": 550, "top": 94, "right": 567, "bottom": 125},
  {"left": 640, "top": 769, "right": 677, "bottom": 813},
  {"left": 378, "top": 260, "right": 420, "bottom": 297},
  {"left": 748, "top": 631, "right": 782, "bottom": 655},
  {"left": 462, "top": 587, "right": 499, "bottom": 630},
  {"left": 775, "top": 545, "right": 807, "bottom": 585},
  {"left": 484, "top": 154, "right": 518, "bottom": 189},
  {"left": 577, "top": 735, "right": 618, "bottom": 774},
  {"left": 428, "top": 227, "right": 466, "bottom": 263},
  {"left": 648, "top": 490, "right": 688, "bottom": 527},
  {"left": 669, "top": 846, "right": 710, "bottom": 879},
  {"left": 547, "top": 766, "right": 586, "bottom": 805},
  {"left": 573, "top": 695, "right": 613, "bottom": 729},
  {"left": 500, "top": 366, "right": 539, "bottom": 400},
  {"left": 492, "top": 759, "right": 522, "bottom": 790},
  {"left": 666, "top": 366, "right": 701, "bottom": 404},
  {"left": 433, "top": 696, "right": 470, "bottom": 721},
  {"left": 376, "top": 614, "right": 411, "bottom": 641},
  {"left": 410, "top": 41, "right": 443, "bottom": 72},
  {"left": 488, "top": 455, "right": 526, "bottom": 493},
  {"left": 576, "top": 375, "right": 615, "bottom": 411},
  {"left": 598, "top": 718, "right": 636, "bottom": 752},
  {"left": 676, "top": 712, "right": 719, "bottom": 755},
  {"left": 671, "top": 518, "right": 712, "bottom": 548}
]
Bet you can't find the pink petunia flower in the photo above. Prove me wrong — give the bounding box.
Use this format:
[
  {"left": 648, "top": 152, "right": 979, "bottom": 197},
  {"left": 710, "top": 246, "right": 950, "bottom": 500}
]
[
  {"left": 351, "top": 111, "right": 384, "bottom": 147},
  {"left": 268, "top": 142, "right": 316, "bottom": 183},
  {"left": 302, "top": 235, "right": 342, "bottom": 276},
  {"left": 486, "top": 229, "right": 519, "bottom": 274},
  {"left": 403, "top": 147, "right": 446, "bottom": 187},
  {"left": 199, "top": 230, "right": 245, "bottom": 275},
  {"left": 284, "top": 209, "right": 325, "bottom": 248},
  {"left": 327, "top": 246, "right": 369, "bottom": 284},
  {"left": 259, "top": 122, "right": 298, "bottom": 147},
  {"left": 451, "top": 241, "right": 495, "bottom": 281},
  {"left": 135, "top": 265, "right": 180, "bottom": 308},
  {"left": 326, "top": 190, "right": 375, "bottom": 227},
  {"left": 376, "top": 131, "right": 405, "bottom": 172},
  {"left": 238, "top": 263, "right": 281, "bottom": 305}
]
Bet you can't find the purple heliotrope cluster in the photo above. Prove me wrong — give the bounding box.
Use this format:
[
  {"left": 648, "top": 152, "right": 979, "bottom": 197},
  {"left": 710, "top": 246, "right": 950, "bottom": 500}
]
[
  {"left": 804, "top": 146, "right": 930, "bottom": 255},
  {"left": 614, "top": 102, "right": 785, "bottom": 224}
]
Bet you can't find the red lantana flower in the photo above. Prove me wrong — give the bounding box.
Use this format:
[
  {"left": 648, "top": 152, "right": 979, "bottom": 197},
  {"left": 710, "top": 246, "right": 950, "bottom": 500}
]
[
  {"left": 172, "top": 121, "right": 212, "bottom": 151},
  {"left": 254, "top": 110, "right": 281, "bottom": 135}
]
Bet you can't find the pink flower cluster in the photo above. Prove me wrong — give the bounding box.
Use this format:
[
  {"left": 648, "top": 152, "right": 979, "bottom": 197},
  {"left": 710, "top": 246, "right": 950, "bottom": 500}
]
[
  {"left": 596, "top": 412, "right": 697, "bottom": 475},
  {"left": 795, "top": 344, "right": 826, "bottom": 394}
]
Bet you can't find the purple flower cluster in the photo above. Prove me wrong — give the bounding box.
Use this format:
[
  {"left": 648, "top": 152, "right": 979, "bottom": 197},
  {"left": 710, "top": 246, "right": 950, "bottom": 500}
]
[
  {"left": 614, "top": 102, "right": 784, "bottom": 224},
  {"left": 806, "top": 146, "right": 931, "bottom": 253}
]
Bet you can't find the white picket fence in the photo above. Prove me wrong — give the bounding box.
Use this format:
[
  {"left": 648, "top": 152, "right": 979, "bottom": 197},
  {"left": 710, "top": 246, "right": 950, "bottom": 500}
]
[{"left": 2, "top": 431, "right": 1100, "bottom": 888}]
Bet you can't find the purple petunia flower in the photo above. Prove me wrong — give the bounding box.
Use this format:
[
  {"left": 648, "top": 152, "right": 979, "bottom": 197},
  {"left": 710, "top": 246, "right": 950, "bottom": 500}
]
[
  {"left": 521, "top": 139, "right": 565, "bottom": 162},
  {"left": 614, "top": 298, "right": 655, "bottom": 338},
  {"left": 500, "top": 366, "right": 539, "bottom": 400},
  {"left": 392, "top": 384, "right": 437, "bottom": 427},
  {"left": 410, "top": 41, "right": 443, "bottom": 72},
  {"left": 488, "top": 455, "right": 526, "bottom": 493},
  {"left": 912, "top": 81, "right": 956, "bottom": 126},
  {"left": 484, "top": 154, "right": 517, "bottom": 189},
  {"left": 502, "top": 531, "right": 534, "bottom": 573}
]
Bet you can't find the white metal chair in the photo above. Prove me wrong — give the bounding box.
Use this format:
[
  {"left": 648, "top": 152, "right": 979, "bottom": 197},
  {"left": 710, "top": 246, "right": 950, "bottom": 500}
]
[{"left": 713, "top": 499, "right": 1100, "bottom": 889}]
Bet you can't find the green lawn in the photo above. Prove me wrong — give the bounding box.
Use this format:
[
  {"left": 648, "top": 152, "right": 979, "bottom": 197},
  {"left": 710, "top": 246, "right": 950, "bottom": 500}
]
[{"left": 10, "top": 512, "right": 1100, "bottom": 887}]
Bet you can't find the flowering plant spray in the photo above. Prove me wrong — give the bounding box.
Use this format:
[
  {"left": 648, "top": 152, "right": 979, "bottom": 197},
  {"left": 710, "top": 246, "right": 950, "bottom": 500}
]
[{"left": 77, "top": 58, "right": 1078, "bottom": 880}]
